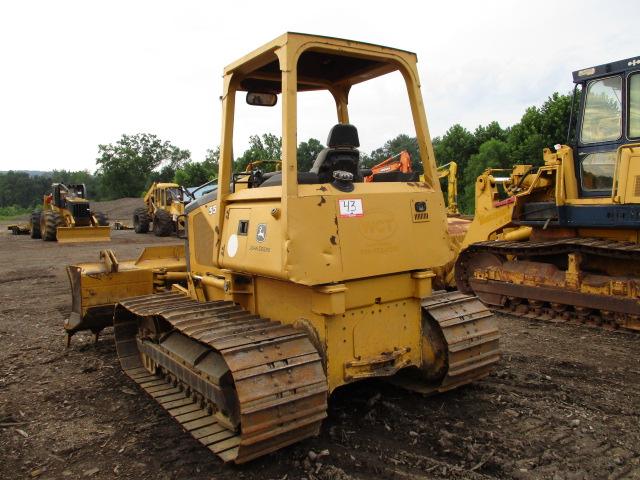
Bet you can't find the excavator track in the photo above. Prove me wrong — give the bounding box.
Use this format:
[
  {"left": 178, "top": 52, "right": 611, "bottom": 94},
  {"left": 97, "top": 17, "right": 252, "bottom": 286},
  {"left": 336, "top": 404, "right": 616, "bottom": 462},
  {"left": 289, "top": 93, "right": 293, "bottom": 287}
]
[
  {"left": 113, "top": 291, "right": 328, "bottom": 464},
  {"left": 456, "top": 238, "right": 640, "bottom": 333}
]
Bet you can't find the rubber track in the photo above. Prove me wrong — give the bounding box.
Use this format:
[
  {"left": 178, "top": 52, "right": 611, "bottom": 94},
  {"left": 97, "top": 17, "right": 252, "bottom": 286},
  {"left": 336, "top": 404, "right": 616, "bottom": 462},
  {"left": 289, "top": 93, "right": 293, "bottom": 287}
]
[
  {"left": 422, "top": 291, "right": 501, "bottom": 391},
  {"left": 113, "top": 291, "right": 328, "bottom": 464}
]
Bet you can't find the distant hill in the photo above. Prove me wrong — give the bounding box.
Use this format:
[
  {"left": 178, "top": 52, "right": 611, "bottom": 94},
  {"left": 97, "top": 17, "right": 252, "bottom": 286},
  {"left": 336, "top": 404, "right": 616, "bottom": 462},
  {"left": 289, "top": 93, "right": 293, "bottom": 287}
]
[{"left": 0, "top": 170, "right": 50, "bottom": 176}]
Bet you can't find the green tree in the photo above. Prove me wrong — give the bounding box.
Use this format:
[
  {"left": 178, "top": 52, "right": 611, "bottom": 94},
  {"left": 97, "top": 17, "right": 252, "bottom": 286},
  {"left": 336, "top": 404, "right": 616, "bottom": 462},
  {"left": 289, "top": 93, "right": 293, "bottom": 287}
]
[
  {"left": 364, "top": 134, "right": 422, "bottom": 172},
  {"left": 474, "top": 121, "right": 507, "bottom": 146},
  {"left": 95, "top": 133, "right": 190, "bottom": 199},
  {"left": 507, "top": 92, "right": 573, "bottom": 165},
  {"left": 235, "top": 133, "right": 281, "bottom": 172},
  {"left": 0, "top": 171, "right": 51, "bottom": 208},
  {"left": 432, "top": 124, "right": 477, "bottom": 181},
  {"left": 297, "top": 138, "right": 324, "bottom": 171},
  {"left": 174, "top": 147, "right": 220, "bottom": 186}
]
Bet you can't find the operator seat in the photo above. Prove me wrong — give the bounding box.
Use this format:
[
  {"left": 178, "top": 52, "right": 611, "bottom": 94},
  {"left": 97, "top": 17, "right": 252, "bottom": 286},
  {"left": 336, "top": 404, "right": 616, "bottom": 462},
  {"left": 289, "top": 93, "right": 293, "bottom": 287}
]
[
  {"left": 257, "top": 123, "right": 360, "bottom": 188},
  {"left": 311, "top": 124, "right": 360, "bottom": 183}
]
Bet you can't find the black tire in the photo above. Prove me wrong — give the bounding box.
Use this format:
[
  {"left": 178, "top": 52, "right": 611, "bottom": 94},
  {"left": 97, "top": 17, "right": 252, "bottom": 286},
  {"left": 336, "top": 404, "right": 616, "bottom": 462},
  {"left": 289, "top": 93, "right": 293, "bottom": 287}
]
[
  {"left": 30, "top": 211, "right": 42, "bottom": 239},
  {"left": 153, "top": 209, "right": 174, "bottom": 237},
  {"left": 133, "top": 207, "right": 150, "bottom": 234},
  {"left": 94, "top": 211, "right": 109, "bottom": 227},
  {"left": 42, "top": 210, "right": 63, "bottom": 241}
]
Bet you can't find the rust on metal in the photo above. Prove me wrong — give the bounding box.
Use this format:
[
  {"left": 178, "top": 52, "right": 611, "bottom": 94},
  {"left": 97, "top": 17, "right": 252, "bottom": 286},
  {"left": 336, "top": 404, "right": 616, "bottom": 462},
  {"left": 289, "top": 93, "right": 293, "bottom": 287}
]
[
  {"left": 113, "top": 292, "right": 328, "bottom": 464},
  {"left": 457, "top": 238, "right": 640, "bottom": 332}
]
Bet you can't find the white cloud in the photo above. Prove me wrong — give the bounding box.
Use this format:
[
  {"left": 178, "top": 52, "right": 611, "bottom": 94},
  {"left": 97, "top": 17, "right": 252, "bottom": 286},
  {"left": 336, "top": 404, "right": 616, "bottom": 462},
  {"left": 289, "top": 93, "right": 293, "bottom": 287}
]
[{"left": 0, "top": 0, "right": 637, "bottom": 171}]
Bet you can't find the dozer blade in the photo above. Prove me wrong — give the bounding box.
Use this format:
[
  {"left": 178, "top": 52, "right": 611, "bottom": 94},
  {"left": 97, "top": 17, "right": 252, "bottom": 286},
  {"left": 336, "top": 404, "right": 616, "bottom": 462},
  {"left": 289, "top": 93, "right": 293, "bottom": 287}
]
[
  {"left": 56, "top": 225, "right": 111, "bottom": 243},
  {"left": 65, "top": 245, "right": 186, "bottom": 340}
]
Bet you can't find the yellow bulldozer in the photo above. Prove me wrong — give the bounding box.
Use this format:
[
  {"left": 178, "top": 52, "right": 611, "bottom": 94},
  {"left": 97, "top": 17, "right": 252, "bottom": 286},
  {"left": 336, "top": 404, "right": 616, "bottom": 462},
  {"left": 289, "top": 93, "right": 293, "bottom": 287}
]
[
  {"left": 455, "top": 55, "right": 640, "bottom": 333},
  {"left": 31, "top": 183, "right": 110, "bottom": 243},
  {"left": 67, "top": 33, "right": 500, "bottom": 463},
  {"left": 65, "top": 244, "right": 187, "bottom": 344},
  {"left": 133, "top": 182, "right": 195, "bottom": 237}
]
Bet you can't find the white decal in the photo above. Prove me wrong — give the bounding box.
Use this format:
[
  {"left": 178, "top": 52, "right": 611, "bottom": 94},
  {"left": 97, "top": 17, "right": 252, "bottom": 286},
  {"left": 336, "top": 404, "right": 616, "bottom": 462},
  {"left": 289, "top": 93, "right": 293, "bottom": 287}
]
[
  {"left": 338, "top": 199, "right": 364, "bottom": 218},
  {"left": 227, "top": 234, "right": 238, "bottom": 257},
  {"left": 208, "top": 205, "right": 217, "bottom": 215},
  {"left": 256, "top": 223, "right": 267, "bottom": 242}
]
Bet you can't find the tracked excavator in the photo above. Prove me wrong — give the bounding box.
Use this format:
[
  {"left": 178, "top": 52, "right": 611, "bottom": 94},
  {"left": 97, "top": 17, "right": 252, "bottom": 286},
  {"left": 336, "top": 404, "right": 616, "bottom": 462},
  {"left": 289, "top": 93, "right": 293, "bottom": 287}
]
[
  {"left": 456, "top": 56, "right": 640, "bottom": 332},
  {"left": 363, "top": 150, "right": 414, "bottom": 182},
  {"left": 80, "top": 33, "right": 501, "bottom": 463},
  {"left": 437, "top": 161, "right": 461, "bottom": 217}
]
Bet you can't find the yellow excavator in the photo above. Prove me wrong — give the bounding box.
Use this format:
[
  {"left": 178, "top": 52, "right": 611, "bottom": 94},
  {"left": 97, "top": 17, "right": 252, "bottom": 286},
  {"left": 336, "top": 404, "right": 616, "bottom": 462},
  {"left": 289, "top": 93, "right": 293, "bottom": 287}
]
[
  {"left": 69, "top": 33, "right": 500, "bottom": 463},
  {"left": 456, "top": 56, "right": 640, "bottom": 332},
  {"left": 31, "top": 183, "right": 110, "bottom": 243}
]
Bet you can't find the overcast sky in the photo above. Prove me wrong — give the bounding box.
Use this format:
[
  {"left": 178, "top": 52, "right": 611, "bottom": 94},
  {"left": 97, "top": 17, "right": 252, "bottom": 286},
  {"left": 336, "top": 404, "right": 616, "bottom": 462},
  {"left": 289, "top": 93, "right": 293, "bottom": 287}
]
[{"left": 0, "top": 0, "right": 637, "bottom": 172}]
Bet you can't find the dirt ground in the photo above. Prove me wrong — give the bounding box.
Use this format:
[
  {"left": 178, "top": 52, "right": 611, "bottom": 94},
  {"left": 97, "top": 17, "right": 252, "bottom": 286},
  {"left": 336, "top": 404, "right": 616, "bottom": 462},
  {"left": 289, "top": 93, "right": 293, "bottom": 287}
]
[{"left": 1, "top": 224, "right": 639, "bottom": 480}]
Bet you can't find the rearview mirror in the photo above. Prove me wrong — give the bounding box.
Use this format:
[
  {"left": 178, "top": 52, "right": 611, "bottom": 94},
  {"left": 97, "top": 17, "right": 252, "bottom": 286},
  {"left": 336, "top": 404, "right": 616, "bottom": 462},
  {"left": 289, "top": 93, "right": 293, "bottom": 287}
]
[{"left": 246, "top": 92, "right": 277, "bottom": 107}]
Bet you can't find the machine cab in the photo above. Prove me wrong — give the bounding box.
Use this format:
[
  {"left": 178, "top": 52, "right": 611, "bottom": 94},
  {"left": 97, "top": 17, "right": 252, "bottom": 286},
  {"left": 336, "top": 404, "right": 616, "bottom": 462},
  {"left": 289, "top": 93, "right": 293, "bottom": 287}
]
[{"left": 573, "top": 57, "right": 640, "bottom": 197}]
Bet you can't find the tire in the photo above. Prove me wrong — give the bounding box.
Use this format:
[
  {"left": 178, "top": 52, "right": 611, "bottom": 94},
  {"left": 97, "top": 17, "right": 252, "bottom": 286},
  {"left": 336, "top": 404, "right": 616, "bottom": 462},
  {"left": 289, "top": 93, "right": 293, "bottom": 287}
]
[
  {"left": 133, "top": 207, "right": 150, "bottom": 234},
  {"left": 30, "top": 211, "right": 42, "bottom": 239},
  {"left": 153, "top": 209, "right": 174, "bottom": 237},
  {"left": 42, "top": 210, "right": 63, "bottom": 241},
  {"left": 95, "top": 211, "right": 109, "bottom": 226}
]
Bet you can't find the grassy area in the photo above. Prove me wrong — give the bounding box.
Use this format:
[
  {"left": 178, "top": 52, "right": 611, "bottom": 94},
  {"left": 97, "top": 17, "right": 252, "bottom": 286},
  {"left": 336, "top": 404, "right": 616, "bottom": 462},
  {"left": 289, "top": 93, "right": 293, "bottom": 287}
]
[{"left": 0, "top": 205, "right": 32, "bottom": 220}]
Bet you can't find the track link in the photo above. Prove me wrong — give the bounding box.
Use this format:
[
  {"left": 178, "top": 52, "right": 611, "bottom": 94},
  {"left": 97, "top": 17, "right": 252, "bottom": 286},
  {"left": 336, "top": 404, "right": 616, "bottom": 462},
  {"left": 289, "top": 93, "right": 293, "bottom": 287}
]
[
  {"left": 457, "top": 238, "right": 640, "bottom": 332},
  {"left": 393, "top": 291, "right": 500, "bottom": 394},
  {"left": 113, "top": 291, "right": 328, "bottom": 464},
  {"left": 422, "top": 291, "right": 501, "bottom": 391}
]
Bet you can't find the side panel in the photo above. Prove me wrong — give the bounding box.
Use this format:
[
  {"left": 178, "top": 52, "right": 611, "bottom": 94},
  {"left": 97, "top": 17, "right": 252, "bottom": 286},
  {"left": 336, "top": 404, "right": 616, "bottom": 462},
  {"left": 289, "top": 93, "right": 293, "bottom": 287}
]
[
  {"left": 219, "top": 201, "right": 284, "bottom": 278},
  {"left": 621, "top": 146, "right": 640, "bottom": 204},
  {"left": 286, "top": 183, "right": 453, "bottom": 285},
  {"left": 253, "top": 274, "right": 423, "bottom": 393}
]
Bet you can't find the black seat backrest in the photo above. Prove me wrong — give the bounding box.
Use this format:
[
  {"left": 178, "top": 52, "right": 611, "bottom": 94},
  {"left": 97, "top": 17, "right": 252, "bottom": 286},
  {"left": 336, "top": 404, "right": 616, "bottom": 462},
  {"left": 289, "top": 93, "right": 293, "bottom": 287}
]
[{"left": 310, "top": 124, "right": 360, "bottom": 183}]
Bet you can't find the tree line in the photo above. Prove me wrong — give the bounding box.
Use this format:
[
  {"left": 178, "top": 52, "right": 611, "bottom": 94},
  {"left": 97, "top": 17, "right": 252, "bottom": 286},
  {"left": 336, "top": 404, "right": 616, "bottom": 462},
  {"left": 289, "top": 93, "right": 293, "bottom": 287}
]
[{"left": 0, "top": 91, "right": 573, "bottom": 214}]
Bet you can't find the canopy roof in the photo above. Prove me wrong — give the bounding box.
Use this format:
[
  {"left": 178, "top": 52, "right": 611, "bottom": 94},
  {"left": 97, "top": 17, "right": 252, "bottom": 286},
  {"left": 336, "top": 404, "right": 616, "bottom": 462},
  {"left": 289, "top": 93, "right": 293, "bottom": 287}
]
[{"left": 224, "top": 32, "right": 418, "bottom": 93}]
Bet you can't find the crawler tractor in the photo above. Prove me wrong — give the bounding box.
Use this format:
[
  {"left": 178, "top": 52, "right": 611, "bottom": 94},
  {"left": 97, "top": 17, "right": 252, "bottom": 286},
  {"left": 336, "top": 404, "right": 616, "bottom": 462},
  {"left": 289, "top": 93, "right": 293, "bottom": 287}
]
[
  {"left": 83, "top": 34, "right": 499, "bottom": 463},
  {"left": 31, "top": 183, "right": 110, "bottom": 243},
  {"left": 133, "top": 182, "right": 194, "bottom": 237},
  {"left": 456, "top": 56, "right": 640, "bottom": 332}
]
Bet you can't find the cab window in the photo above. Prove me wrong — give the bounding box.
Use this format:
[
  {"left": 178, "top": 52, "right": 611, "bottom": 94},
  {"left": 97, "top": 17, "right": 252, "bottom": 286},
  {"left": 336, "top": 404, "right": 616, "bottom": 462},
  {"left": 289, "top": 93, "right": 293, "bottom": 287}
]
[
  {"left": 629, "top": 73, "right": 640, "bottom": 138},
  {"left": 580, "top": 76, "right": 622, "bottom": 144},
  {"left": 580, "top": 151, "right": 616, "bottom": 192}
]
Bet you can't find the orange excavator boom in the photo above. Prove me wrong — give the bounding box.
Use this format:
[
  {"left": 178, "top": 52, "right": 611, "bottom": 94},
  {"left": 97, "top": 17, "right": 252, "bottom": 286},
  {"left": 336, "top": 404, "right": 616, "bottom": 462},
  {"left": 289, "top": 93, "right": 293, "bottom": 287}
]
[{"left": 364, "top": 150, "right": 412, "bottom": 182}]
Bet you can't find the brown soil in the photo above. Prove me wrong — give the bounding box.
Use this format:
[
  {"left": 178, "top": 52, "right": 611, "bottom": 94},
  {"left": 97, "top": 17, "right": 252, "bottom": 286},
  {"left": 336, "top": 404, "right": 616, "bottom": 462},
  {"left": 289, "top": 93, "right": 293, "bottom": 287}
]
[
  {"left": 1, "top": 225, "right": 639, "bottom": 480},
  {"left": 90, "top": 198, "right": 144, "bottom": 222}
]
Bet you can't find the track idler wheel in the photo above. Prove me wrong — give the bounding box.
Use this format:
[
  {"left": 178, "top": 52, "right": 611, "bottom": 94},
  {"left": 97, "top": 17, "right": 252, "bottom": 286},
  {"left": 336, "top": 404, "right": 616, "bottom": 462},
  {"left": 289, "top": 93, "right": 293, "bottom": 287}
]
[{"left": 419, "top": 313, "right": 448, "bottom": 383}]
